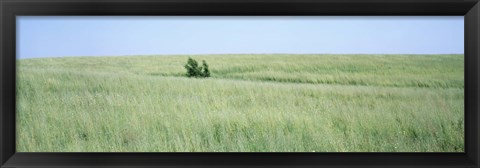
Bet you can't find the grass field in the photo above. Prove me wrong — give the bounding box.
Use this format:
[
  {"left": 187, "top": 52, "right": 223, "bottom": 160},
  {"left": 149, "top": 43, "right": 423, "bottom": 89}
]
[{"left": 16, "top": 54, "right": 464, "bottom": 152}]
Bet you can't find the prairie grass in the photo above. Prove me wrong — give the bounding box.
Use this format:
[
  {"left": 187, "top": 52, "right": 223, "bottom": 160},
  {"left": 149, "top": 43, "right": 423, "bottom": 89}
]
[{"left": 16, "top": 54, "right": 464, "bottom": 152}]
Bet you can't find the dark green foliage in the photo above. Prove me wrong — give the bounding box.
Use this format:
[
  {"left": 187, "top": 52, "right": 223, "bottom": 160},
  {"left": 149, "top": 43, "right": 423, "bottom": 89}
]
[
  {"left": 184, "top": 57, "right": 202, "bottom": 77},
  {"left": 201, "top": 60, "right": 210, "bottom": 77},
  {"left": 184, "top": 57, "right": 210, "bottom": 78}
]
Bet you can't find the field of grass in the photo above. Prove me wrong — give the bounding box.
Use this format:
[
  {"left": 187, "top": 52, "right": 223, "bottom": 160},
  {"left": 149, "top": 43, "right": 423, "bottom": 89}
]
[{"left": 16, "top": 54, "right": 464, "bottom": 152}]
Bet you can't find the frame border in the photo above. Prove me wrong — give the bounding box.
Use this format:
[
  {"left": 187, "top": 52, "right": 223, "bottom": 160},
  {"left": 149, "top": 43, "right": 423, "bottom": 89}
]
[{"left": 1, "top": 0, "right": 479, "bottom": 167}]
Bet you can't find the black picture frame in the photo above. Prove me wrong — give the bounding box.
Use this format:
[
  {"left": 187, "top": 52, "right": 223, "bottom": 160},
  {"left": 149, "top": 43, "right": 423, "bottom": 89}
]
[{"left": 1, "top": 0, "right": 479, "bottom": 167}]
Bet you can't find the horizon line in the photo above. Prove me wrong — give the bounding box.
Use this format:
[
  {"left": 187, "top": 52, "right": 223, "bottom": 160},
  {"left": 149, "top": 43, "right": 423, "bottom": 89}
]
[{"left": 17, "top": 53, "right": 465, "bottom": 60}]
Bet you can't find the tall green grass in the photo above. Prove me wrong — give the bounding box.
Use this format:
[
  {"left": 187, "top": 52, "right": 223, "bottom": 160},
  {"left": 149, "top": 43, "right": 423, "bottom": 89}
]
[{"left": 16, "top": 54, "right": 464, "bottom": 152}]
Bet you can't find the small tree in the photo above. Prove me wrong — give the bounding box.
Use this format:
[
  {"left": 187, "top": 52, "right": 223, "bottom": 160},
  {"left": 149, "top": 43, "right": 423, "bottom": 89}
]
[
  {"left": 185, "top": 58, "right": 211, "bottom": 78},
  {"left": 201, "top": 60, "right": 210, "bottom": 77},
  {"left": 184, "top": 57, "right": 201, "bottom": 77}
]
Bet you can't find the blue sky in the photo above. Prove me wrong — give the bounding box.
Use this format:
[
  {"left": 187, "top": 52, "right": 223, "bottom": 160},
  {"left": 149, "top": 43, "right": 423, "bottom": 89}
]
[{"left": 17, "top": 16, "right": 464, "bottom": 59}]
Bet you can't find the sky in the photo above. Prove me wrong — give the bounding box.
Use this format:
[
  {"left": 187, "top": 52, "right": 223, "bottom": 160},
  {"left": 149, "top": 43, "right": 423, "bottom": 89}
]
[{"left": 17, "top": 16, "right": 464, "bottom": 59}]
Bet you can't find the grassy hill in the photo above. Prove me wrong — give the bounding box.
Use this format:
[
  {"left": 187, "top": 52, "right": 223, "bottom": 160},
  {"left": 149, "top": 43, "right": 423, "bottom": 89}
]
[{"left": 16, "top": 54, "right": 464, "bottom": 152}]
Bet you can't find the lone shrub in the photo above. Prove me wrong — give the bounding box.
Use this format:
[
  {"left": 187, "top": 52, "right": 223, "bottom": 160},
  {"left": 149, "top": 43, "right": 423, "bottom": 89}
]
[{"left": 185, "top": 57, "right": 210, "bottom": 78}]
